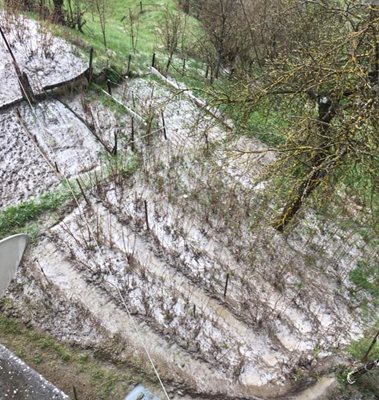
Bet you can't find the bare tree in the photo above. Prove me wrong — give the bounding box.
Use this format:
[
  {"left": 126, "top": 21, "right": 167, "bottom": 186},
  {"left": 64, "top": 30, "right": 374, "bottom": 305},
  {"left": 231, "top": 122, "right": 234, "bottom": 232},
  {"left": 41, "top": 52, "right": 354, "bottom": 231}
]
[
  {"left": 204, "top": 0, "right": 379, "bottom": 230},
  {"left": 187, "top": 0, "right": 323, "bottom": 76},
  {"left": 161, "top": 5, "right": 184, "bottom": 73}
]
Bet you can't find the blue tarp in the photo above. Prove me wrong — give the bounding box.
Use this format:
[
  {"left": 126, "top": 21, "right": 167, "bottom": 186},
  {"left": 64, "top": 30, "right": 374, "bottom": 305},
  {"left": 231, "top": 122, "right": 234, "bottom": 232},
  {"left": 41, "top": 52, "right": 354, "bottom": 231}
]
[{"left": 124, "top": 384, "right": 161, "bottom": 400}]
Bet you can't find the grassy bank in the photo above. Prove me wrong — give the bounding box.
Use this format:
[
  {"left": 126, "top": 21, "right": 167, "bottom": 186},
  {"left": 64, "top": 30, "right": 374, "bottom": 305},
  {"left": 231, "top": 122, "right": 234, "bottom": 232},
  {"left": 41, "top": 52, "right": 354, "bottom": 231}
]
[{"left": 0, "top": 312, "right": 156, "bottom": 400}]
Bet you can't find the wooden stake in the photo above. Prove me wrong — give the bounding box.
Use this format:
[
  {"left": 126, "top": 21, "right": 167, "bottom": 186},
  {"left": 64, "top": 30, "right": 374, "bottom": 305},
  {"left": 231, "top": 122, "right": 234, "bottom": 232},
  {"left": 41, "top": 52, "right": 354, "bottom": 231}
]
[
  {"left": 152, "top": 53, "right": 156, "bottom": 68},
  {"left": 127, "top": 54, "right": 132, "bottom": 76},
  {"left": 166, "top": 56, "right": 172, "bottom": 74},
  {"left": 96, "top": 207, "right": 100, "bottom": 243},
  {"left": 112, "top": 131, "right": 118, "bottom": 155},
  {"left": 94, "top": 170, "right": 100, "bottom": 192},
  {"left": 161, "top": 111, "right": 167, "bottom": 140},
  {"left": 140, "top": 0, "right": 143, "bottom": 13},
  {"left": 132, "top": 91, "right": 136, "bottom": 109},
  {"left": 144, "top": 200, "right": 149, "bottom": 231},
  {"left": 131, "top": 117, "right": 135, "bottom": 151},
  {"left": 107, "top": 80, "right": 112, "bottom": 95},
  {"left": 223, "top": 273, "right": 230, "bottom": 299},
  {"left": 88, "top": 47, "right": 94, "bottom": 83}
]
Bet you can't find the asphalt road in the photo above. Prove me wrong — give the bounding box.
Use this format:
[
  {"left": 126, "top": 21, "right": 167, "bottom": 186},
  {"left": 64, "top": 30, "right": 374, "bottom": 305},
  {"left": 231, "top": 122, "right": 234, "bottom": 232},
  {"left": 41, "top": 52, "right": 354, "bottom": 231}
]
[{"left": 0, "top": 345, "right": 68, "bottom": 400}]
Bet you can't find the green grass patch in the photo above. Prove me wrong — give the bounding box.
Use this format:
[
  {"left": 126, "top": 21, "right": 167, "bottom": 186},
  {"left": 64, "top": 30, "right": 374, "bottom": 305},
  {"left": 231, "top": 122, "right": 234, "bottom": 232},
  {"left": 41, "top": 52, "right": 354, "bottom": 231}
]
[
  {"left": 163, "top": 66, "right": 288, "bottom": 146},
  {"left": 0, "top": 0, "right": 200, "bottom": 75},
  {"left": 0, "top": 313, "right": 18, "bottom": 334},
  {"left": 348, "top": 332, "right": 379, "bottom": 361},
  {"left": 88, "top": 83, "right": 130, "bottom": 115},
  {"left": 0, "top": 184, "right": 76, "bottom": 241},
  {"left": 54, "top": 0, "right": 202, "bottom": 74},
  {"left": 350, "top": 261, "right": 379, "bottom": 300},
  {"left": 0, "top": 153, "right": 140, "bottom": 241},
  {"left": 349, "top": 260, "right": 379, "bottom": 317}
]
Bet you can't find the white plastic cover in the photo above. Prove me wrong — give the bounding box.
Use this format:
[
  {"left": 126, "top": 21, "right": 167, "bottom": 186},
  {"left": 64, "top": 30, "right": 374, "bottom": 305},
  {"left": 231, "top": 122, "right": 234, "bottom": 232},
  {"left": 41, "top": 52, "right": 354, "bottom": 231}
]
[{"left": 0, "top": 234, "right": 29, "bottom": 297}]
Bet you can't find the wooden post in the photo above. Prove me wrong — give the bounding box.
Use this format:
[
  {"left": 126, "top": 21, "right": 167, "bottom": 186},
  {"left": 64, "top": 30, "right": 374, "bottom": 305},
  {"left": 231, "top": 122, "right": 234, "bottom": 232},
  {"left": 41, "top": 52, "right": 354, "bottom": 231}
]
[
  {"left": 112, "top": 131, "right": 118, "bottom": 155},
  {"left": 94, "top": 170, "right": 100, "bottom": 192},
  {"left": 88, "top": 47, "right": 94, "bottom": 83},
  {"left": 223, "top": 273, "right": 230, "bottom": 299},
  {"left": 132, "top": 91, "right": 136, "bottom": 109},
  {"left": 131, "top": 117, "right": 135, "bottom": 151},
  {"left": 54, "top": 162, "right": 60, "bottom": 174},
  {"left": 205, "top": 132, "right": 209, "bottom": 151},
  {"left": 166, "top": 56, "right": 172, "bottom": 74},
  {"left": 127, "top": 54, "right": 132, "bottom": 76},
  {"left": 144, "top": 200, "right": 149, "bottom": 231},
  {"left": 107, "top": 80, "right": 112, "bottom": 95},
  {"left": 161, "top": 112, "right": 167, "bottom": 140},
  {"left": 140, "top": 1, "right": 143, "bottom": 13},
  {"left": 152, "top": 53, "right": 156, "bottom": 68},
  {"left": 193, "top": 304, "right": 196, "bottom": 318},
  {"left": 205, "top": 64, "right": 209, "bottom": 79},
  {"left": 182, "top": 58, "right": 186, "bottom": 74}
]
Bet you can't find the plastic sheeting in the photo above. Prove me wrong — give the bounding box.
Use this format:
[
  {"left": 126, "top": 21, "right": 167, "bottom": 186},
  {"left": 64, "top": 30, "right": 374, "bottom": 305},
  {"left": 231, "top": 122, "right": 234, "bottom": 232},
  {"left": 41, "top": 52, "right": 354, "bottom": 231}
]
[
  {"left": 124, "top": 384, "right": 161, "bottom": 400},
  {"left": 0, "top": 234, "right": 29, "bottom": 297}
]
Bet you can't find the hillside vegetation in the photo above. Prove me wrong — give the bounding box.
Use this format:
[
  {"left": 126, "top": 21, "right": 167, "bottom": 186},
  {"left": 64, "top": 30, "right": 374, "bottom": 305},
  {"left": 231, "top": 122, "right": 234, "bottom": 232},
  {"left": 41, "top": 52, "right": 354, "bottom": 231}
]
[{"left": 0, "top": 1, "right": 378, "bottom": 399}]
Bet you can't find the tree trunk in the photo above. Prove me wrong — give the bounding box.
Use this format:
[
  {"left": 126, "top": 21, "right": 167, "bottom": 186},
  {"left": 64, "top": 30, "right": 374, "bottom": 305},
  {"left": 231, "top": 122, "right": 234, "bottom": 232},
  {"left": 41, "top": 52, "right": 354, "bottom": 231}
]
[
  {"left": 274, "top": 94, "right": 337, "bottom": 232},
  {"left": 53, "top": 0, "right": 64, "bottom": 23},
  {"left": 274, "top": 155, "right": 331, "bottom": 232}
]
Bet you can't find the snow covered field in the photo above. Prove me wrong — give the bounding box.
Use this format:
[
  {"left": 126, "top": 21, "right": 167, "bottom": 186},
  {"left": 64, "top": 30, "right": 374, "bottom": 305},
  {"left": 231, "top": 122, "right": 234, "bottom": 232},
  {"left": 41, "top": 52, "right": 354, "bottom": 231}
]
[{"left": 0, "top": 12, "right": 87, "bottom": 107}]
